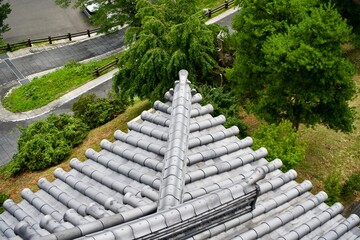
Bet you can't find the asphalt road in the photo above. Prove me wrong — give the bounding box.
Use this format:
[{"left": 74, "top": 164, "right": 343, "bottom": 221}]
[
  {"left": 3, "top": 0, "right": 95, "bottom": 43},
  {"left": 0, "top": 29, "right": 126, "bottom": 87}
]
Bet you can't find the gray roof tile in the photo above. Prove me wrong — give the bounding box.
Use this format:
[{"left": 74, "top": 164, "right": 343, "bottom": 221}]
[
  {"left": 14, "top": 221, "right": 42, "bottom": 239},
  {"left": 0, "top": 215, "right": 17, "bottom": 238},
  {"left": 145, "top": 214, "right": 166, "bottom": 232},
  {"left": 318, "top": 214, "right": 360, "bottom": 240},
  {"left": 141, "top": 110, "right": 170, "bottom": 127},
  {"left": 1, "top": 69, "right": 359, "bottom": 239},
  {"left": 20, "top": 188, "right": 63, "bottom": 222},
  {"left": 279, "top": 203, "right": 344, "bottom": 240},
  {"left": 39, "top": 215, "right": 67, "bottom": 233}
]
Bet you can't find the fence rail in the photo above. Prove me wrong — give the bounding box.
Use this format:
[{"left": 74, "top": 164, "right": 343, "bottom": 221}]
[
  {"left": 200, "top": 0, "right": 235, "bottom": 19},
  {"left": 0, "top": 28, "right": 100, "bottom": 51},
  {"left": 93, "top": 57, "right": 119, "bottom": 76}
]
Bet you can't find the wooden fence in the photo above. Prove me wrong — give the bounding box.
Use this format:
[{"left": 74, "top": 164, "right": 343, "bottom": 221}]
[
  {"left": 93, "top": 57, "right": 119, "bottom": 76},
  {"left": 0, "top": 28, "right": 100, "bottom": 51},
  {"left": 200, "top": 0, "right": 235, "bottom": 19}
]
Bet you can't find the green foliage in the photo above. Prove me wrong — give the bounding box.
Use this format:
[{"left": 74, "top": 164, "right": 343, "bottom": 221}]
[
  {"left": 55, "top": 0, "right": 139, "bottom": 32},
  {"left": 252, "top": 120, "right": 305, "bottom": 171},
  {"left": 114, "top": 0, "right": 221, "bottom": 101},
  {"left": 324, "top": 171, "right": 342, "bottom": 205},
  {"left": 229, "top": 0, "right": 313, "bottom": 96},
  {"left": 0, "top": 0, "right": 11, "bottom": 39},
  {"left": 260, "top": 5, "right": 356, "bottom": 132},
  {"left": 0, "top": 192, "right": 9, "bottom": 213},
  {"left": 2, "top": 56, "right": 117, "bottom": 112},
  {"left": 229, "top": 0, "right": 356, "bottom": 132},
  {"left": 197, "top": 85, "right": 247, "bottom": 138},
  {"left": 8, "top": 114, "right": 89, "bottom": 175},
  {"left": 319, "top": 0, "right": 360, "bottom": 34},
  {"left": 342, "top": 172, "right": 360, "bottom": 198},
  {"left": 54, "top": 0, "right": 204, "bottom": 32},
  {"left": 72, "top": 93, "right": 128, "bottom": 129}
]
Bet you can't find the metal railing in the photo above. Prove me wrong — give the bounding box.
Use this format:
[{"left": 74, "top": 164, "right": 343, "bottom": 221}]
[{"left": 0, "top": 28, "right": 100, "bottom": 51}]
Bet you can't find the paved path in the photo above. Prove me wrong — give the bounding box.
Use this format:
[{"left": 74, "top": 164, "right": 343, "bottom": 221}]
[{"left": 0, "top": 8, "right": 239, "bottom": 166}]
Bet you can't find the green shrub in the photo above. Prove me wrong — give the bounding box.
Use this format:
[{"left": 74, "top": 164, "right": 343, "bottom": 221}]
[
  {"left": 252, "top": 120, "right": 305, "bottom": 171},
  {"left": 72, "top": 93, "right": 128, "bottom": 129},
  {"left": 342, "top": 172, "right": 360, "bottom": 199},
  {"left": 324, "top": 171, "right": 342, "bottom": 205},
  {"left": 8, "top": 114, "right": 89, "bottom": 175},
  {"left": 197, "top": 85, "right": 248, "bottom": 138},
  {"left": 0, "top": 192, "right": 9, "bottom": 213}
]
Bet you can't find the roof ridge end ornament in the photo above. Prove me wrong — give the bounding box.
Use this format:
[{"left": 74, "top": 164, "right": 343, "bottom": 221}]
[{"left": 179, "top": 69, "right": 189, "bottom": 84}]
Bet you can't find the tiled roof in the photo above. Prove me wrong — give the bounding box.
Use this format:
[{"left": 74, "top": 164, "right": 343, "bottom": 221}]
[{"left": 1, "top": 70, "right": 359, "bottom": 240}]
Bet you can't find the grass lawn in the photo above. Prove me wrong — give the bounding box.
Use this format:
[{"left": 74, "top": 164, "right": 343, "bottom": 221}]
[
  {"left": 295, "top": 45, "right": 360, "bottom": 205},
  {"left": 0, "top": 100, "right": 150, "bottom": 204},
  {"left": 2, "top": 56, "right": 119, "bottom": 112},
  {"left": 200, "top": 0, "right": 229, "bottom": 9}
]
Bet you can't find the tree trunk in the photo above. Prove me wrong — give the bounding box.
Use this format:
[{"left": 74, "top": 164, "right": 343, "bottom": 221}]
[{"left": 292, "top": 121, "right": 300, "bottom": 132}]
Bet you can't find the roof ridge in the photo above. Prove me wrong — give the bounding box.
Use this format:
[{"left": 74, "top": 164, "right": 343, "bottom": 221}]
[{"left": 158, "top": 70, "right": 192, "bottom": 211}]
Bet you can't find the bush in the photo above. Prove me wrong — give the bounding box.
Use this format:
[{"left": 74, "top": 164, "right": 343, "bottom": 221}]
[
  {"left": 72, "top": 93, "right": 128, "bottom": 129},
  {"left": 324, "top": 171, "right": 342, "bottom": 205},
  {"left": 197, "top": 85, "right": 248, "bottom": 138},
  {"left": 8, "top": 114, "right": 89, "bottom": 175},
  {"left": 252, "top": 120, "right": 305, "bottom": 171},
  {"left": 0, "top": 192, "right": 9, "bottom": 213},
  {"left": 342, "top": 172, "right": 360, "bottom": 199}
]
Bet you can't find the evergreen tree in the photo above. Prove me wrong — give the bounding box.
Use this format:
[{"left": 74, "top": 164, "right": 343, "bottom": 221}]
[
  {"left": 319, "top": 0, "right": 360, "bottom": 34},
  {"left": 113, "top": 0, "right": 221, "bottom": 101},
  {"left": 0, "top": 0, "right": 11, "bottom": 40},
  {"left": 229, "top": 0, "right": 356, "bottom": 132}
]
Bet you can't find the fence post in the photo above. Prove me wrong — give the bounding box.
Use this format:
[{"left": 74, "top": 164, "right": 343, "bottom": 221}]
[
  {"left": 208, "top": 9, "right": 212, "bottom": 18},
  {"left": 95, "top": 68, "right": 100, "bottom": 76},
  {"left": 87, "top": 29, "right": 91, "bottom": 37},
  {"left": 48, "top": 36, "right": 52, "bottom": 44},
  {"left": 68, "top": 33, "right": 72, "bottom": 41},
  {"left": 225, "top": 0, "right": 228, "bottom": 9},
  {"left": 115, "top": 57, "right": 119, "bottom": 64},
  {"left": 7, "top": 43, "right": 11, "bottom": 51},
  {"left": 27, "top": 39, "right": 32, "bottom": 47}
]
